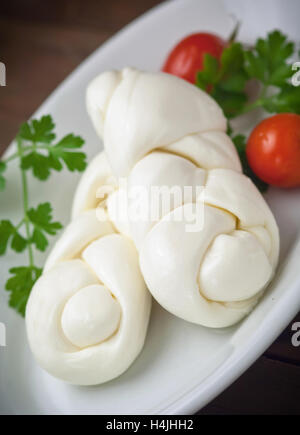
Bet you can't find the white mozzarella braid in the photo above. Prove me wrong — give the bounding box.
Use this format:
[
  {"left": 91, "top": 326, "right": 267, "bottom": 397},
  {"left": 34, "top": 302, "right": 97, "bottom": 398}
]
[
  {"left": 84, "top": 68, "right": 279, "bottom": 328},
  {"left": 26, "top": 207, "right": 151, "bottom": 385}
]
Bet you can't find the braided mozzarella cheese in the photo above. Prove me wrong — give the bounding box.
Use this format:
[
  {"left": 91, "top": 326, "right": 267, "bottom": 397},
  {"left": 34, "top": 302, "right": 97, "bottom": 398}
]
[
  {"left": 26, "top": 204, "right": 151, "bottom": 385},
  {"left": 85, "top": 68, "right": 280, "bottom": 328}
]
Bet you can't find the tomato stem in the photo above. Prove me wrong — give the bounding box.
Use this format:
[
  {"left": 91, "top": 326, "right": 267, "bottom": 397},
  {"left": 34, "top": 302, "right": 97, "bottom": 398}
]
[{"left": 227, "top": 21, "right": 240, "bottom": 45}]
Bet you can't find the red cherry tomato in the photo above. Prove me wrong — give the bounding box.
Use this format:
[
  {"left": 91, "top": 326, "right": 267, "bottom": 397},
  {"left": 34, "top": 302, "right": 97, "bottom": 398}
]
[
  {"left": 162, "top": 33, "right": 226, "bottom": 84},
  {"left": 246, "top": 113, "right": 300, "bottom": 188}
]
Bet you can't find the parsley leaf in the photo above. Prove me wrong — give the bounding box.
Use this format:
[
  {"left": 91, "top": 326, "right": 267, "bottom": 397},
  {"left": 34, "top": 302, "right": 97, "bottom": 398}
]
[
  {"left": 0, "top": 220, "right": 27, "bottom": 255},
  {"left": 18, "top": 116, "right": 87, "bottom": 180},
  {"left": 244, "top": 30, "right": 294, "bottom": 86},
  {"left": 243, "top": 30, "right": 300, "bottom": 115},
  {"left": 50, "top": 134, "right": 86, "bottom": 172},
  {"left": 0, "top": 220, "right": 15, "bottom": 255},
  {"left": 196, "top": 43, "right": 248, "bottom": 118},
  {"left": 0, "top": 161, "right": 6, "bottom": 191},
  {"left": 219, "top": 42, "right": 247, "bottom": 83},
  {"left": 21, "top": 152, "right": 52, "bottom": 180},
  {"left": 18, "top": 115, "right": 55, "bottom": 144},
  {"left": 195, "top": 31, "right": 299, "bottom": 192},
  {"left": 31, "top": 228, "right": 49, "bottom": 251},
  {"left": 11, "top": 232, "right": 27, "bottom": 253},
  {"left": 27, "top": 202, "right": 62, "bottom": 251},
  {"left": 262, "top": 85, "right": 300, "bottom": 114},
  {"left": 213, "top": 87, "right": 247, "bottom": 119},
  {"left": 196, "top": 54, "right": 219, "bottom": 89},
  {"left": 196, "top": 31, "right": 299, "bottom": 118},
  {"left": 5, "top": 266, "right": 42, "bottom": 316},
  {"left": 2, "top": 114, "right": 87, "bottom": 317}
]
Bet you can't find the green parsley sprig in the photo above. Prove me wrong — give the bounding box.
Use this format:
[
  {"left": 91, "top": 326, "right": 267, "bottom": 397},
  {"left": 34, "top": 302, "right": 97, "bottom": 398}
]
[
  {"left": 0, "top": 115, "right": 87, "bottom": 316},
  {"left": 196, "top": 30, "right": 300, "bottom": 191}
]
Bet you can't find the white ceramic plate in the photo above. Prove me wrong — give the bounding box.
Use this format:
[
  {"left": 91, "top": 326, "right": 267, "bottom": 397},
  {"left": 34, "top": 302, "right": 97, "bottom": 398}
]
[{"left": 0, "top": 0, "right": 300, "bottom": 415}]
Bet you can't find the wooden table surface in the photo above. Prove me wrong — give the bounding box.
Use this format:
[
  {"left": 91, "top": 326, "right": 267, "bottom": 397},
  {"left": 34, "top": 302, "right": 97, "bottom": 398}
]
[{"left": 0, "top": 0, "right": 299, "bottom": 415}]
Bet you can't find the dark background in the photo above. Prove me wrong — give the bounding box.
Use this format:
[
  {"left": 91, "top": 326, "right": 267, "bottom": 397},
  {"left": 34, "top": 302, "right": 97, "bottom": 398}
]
[{"left": 0, "top": 0, "right": 299, "bottom": 415}]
